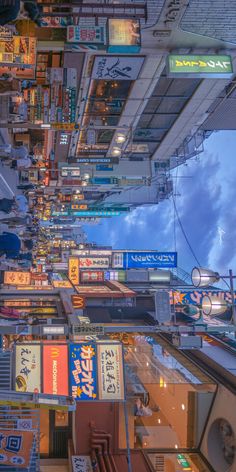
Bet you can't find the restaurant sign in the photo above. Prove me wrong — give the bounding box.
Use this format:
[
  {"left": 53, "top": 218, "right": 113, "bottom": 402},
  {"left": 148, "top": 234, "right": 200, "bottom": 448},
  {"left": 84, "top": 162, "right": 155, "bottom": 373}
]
[
  {"left": 15, "top": 344, "right": 41, "bottom": 393},
  {"left": 70, "top": 343, "right": 98, "bottom": 400},
  {"left": 79, "top": 257, "right": 110, "bottom": 269},
  {"left": 68, "top": 257, "right": 80, "bottom": 285},
  {"left": 67, "top": 26, "right": 105, "bottom": 44},
  {"left": 97, "top": 343, "right": 124, "bottom": 400},
  {"left": 167, "top": 54, "right": 233, "bottom": 78},
  {"left": 0, "top": 430, "right": 34, "bottom": 468},
  {"left": 108, "top": 19, "right": 141, "bottom": 53},
  {"left": 43, "top": 345, "right": 68, "bottom": 396}
]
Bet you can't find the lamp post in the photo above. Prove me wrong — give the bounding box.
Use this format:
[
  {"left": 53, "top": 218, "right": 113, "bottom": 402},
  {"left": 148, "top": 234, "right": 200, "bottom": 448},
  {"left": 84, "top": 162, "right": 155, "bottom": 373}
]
[{"left": 191, "top": 267, "right": 236, "bottom": 325}]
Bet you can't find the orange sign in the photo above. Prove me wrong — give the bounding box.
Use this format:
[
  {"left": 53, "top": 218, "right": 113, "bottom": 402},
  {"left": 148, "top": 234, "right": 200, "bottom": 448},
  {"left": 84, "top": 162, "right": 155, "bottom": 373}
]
[
  {"left": 4, "top": 271, "right": 31, "bottom": 286},
  {"left": 68, "top": 258, "right": 80, "bottom": 285},
  {"left": 0, "top": 430, "right": 34, "bottom": 468},
  {"left": 43, "top": 345, "right": 68, "bottom": 396},
  {"left": 52, "top": 280, "right": 73, "bottom": 289},
  {"left": 71, "top": 295, "right": 86, "bottom": 309}
]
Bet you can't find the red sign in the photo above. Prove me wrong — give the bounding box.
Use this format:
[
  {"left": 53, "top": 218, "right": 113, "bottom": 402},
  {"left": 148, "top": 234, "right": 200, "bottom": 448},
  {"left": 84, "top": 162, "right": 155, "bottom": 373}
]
[
  {"left": 81, "top": 271, "right": 104, "bottom": 283},
  {"left": 43, "top": 345, "right": 68, "bottom": 396},
  {"left": 71, "top": 295, "right": 86, "bottom": 309}
]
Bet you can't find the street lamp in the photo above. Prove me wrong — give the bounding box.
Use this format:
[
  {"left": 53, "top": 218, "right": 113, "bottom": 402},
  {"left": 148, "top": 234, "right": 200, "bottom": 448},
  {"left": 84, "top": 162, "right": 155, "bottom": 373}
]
[{"left": 191, "top": 266, "right": 236, "bottom": 324}]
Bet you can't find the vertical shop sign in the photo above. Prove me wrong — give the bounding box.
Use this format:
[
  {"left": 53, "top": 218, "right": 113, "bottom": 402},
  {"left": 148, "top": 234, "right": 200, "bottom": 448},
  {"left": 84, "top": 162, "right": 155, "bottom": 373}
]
[
  {"left": 97, "top": 343, "right": 124, "bottom": 400},
  {"left": 69, "top": 344, "right": 97, "bottom": 400},
  {"left": 15, "top": 345, "right": 41, "bottom": 393},
  {"left": 43, "top": 345, "right": 68, "bottom": 396},
  {"left": 71, "top": 295, "right": 86, "bottom": 309},
  {"left": 68, "top": 257, "right": 80, "bottom": 285},
  {"left": 0, "top": 430, "right": 34, "bottom": 468}
]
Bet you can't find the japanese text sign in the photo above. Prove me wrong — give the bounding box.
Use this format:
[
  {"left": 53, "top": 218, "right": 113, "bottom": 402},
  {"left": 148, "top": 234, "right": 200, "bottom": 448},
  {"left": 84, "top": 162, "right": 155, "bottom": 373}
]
[
  {"left": 0, "top": 430, "right": 34, "bottom": 468},
  {"left": 72, "top": 455, "right": 93, "bottom": 472},
  {"left": 43, "top": 345, "right": 68, "bottom": 396},
  {"left": 4, "top": 271, "right": 31, "bottom": 286},
  {"left": 124, "top": 252, "right": 177, "bottom": 269},
  {"left": 168, "top": 54, "right": 233, "bottom": 77},
  {"left": 79, "top": 257, "right": 110, "bottom": 269},
  {"left": 15, "top": 345, "right": 41, "bottom": 393},
  {"left": 69, "top": 344, "right": 97, "bottom": 400},
  {"left": 69, "top": 257, "right": 80, "bottom": 285},
  {"left": 67, "top": 26, "right": 105, "bottom": 44},
  {"left": 97, "top": 343, "right": 124, "bottom": 400}
]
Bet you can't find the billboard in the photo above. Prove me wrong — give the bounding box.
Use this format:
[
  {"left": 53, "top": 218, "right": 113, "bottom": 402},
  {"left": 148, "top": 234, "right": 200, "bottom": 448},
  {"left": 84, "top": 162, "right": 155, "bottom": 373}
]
[
  {"left": 0, "top": 430, "right": 34, "bottom": 468},
  {"left": 4, "top": 271, "right": 31, "bottom": 286},
  {"left": 167, "top": 54, "right": 233, "bottom": 78},
  {"left": 80, "top": 271, "right": 104, "bottom": 282},
  {"left": 91, "top": 55, "right": 144, "bottom": 80},
  {"left": 97, "top": 343, "right": 124, "bottom": 400},
  {"left": 112, "top": 251, "right": 177, "bottom": 269},
  {"left": 43, "top": 345, "right": 68, "bottom": 396},
  {"left": 67, "top": 26, "right": 105, "bottom": 44},
  {"left": 79, "top": 257, "right": 110, "bottom": 269},
  {"left": 69, "top": 343, "right": 97, "bottom": 400},
  {"left": 169, "top": 289, "right": 236, "bottom": 306},
  {"left": 108, "top": 19, "right": 141, "bottom": 53},
  {"left": 15, "top": 344, "right": 41, "bottom": 393},
  {"left": 68, "top": 257, "right": 80, "bottom": 285}
]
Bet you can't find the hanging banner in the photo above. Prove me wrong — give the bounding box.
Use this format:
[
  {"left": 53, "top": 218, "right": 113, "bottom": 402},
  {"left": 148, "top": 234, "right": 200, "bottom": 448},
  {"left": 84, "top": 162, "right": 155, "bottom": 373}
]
[
  {"left": 72, "top": 455, "right": 93, "bottom": 472},
  {"left": 0, "top": 430, "right": 34, "bottom": 468},
  {"left": 52, "top": 280, "right": 73, "bottom": 289},
  {"left": 108, "top": 19, "right": 141, "bottom": 53},
  {"left": 91, "top": 55, "right": 144, "bottom": 80},
  {"left": 68, "top": 257, "right": 80, "bottom": 285},
  {"left": 4, "top": 271, "right": 31, "bottom": 286},
  {"left": 67, "top": 26, "right": 105, "bottom": 44},
  {"left": 97, "top": 343, "right": 124, "bottom": 400},
  {"left": 79, "top": 257, "right": 110, "bottom": 269},
  {"left": 15, "top": 344, "right": 41, "bottom": 393},
  {"left": 167, "top": 54, "right": 233, "bottom": 78},
  {"left": 43, "top": 344, "right": 68, "bottom": 396},
  {"left": 69, "top": 343, "right": 97, "bottom": 400}
]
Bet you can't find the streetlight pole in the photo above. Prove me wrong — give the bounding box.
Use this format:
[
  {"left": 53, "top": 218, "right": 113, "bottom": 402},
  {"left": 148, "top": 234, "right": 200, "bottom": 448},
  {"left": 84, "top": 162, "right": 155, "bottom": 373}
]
[{"left": 229, "top": 269, "right": 236, "bottom": 327}]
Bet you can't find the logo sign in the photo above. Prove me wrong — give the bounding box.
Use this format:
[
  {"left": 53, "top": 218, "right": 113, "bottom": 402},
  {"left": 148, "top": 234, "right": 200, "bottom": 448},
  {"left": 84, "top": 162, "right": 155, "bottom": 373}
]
[
  {"left": 4, "top": 271, "right": 31, "bottom": 286},
  {"left": 167, "top": 54, "right": 233, "bottom": 78},
  {"left": 69, "top": 257, "right": 80, "bottom": 285},
  {"left": 72, "top": 456, "right": 92, "bottom": 472},
  {"left": 0, "top": 430, "right": 34, "bottom": 469},
  {"left": 71, "top": 295, "right": 86, "bottom": 309},
  {"left": 124, "top": 251, "right": 177, "bottom": 269},
  {"left": 43, "top": 345, "right": 68, "bottom": 396},
  {"left": 91, "top": 55, "right": 144, "bottom": 80},
  {"left": 67, "top": 26, "right": 105, "bottom": 44},
  {"left": 108, "top": 19, "right": 141, "bottom": 53},
  {"left": 79, "top": 257, "right": 110, "bottom": 269},
  {"left": 80, "top": 271, "right": 104, "bottom": 283},
  {"left": 97, "top": 343, "right": 124, "bottom": 400},
  {"left": 15, "top": 345, "right": 41, "bottom": 393},
  {"left": 69, "top": 343, "right": 97, "bottom": 400}
]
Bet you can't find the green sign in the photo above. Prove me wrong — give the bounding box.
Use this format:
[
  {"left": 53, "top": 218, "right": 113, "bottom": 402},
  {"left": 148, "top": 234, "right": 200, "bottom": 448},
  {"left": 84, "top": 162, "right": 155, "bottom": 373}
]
[{"left": 168, "top": 54, "right": 233, "bottom": 77}]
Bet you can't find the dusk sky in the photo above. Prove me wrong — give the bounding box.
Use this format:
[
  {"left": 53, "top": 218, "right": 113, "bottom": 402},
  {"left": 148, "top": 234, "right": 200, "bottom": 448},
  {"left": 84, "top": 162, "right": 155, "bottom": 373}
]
[{"left": 85, "top": 130, "right": 236, "bottom": 277}]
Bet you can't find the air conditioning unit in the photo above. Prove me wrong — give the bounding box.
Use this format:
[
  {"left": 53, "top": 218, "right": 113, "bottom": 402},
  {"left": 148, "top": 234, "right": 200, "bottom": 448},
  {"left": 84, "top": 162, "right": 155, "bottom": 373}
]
[{"left": 172, "top": 334, "right": 202, "bottom": 349}]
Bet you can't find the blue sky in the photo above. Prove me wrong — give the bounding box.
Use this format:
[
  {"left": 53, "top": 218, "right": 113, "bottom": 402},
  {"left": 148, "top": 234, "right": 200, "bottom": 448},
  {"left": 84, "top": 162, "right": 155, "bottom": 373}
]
[{"left": 84, "top": 131, "right": 236, "bottom": 276}]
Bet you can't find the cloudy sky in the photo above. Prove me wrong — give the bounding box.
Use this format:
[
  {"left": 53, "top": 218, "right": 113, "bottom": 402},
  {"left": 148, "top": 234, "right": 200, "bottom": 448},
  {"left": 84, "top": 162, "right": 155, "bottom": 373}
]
[{"left": 85, "top": 130, "right": 236, "bottom": 277}]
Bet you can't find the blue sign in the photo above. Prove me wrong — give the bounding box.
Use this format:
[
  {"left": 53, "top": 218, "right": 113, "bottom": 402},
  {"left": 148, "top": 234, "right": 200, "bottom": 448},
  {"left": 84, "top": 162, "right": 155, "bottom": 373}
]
[
  {"left": 125, "top": 251, "right": 177, "bottom": 269},
  {"left": 69, "top": 343, "right": 97, "bottom": 400},
  {"left": 96, "top": 165, "right": 113, "bottom": 171}
]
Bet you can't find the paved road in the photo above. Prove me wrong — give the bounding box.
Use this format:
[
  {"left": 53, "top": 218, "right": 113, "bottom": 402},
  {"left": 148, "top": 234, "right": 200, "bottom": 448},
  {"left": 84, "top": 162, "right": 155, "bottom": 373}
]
[{"left": 0, "top": 127, "right": 19, "bottom": 197}]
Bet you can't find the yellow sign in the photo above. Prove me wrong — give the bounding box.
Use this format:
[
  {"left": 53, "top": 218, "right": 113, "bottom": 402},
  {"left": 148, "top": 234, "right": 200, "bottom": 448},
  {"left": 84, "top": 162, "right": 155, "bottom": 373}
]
[
  {"left": 68, "top": 257, "right": 80, "bottom": 285},
  {"left": 17, "top": 285, "right": 53, "bottom": 290},
  {"left": 53, "top": 280, "right": 73, "bottom": 289},
  {"left": 0, "top": 399, "right": 70, "bottom": 410},
  {"left": 51, "top": 122, "right": 79, "bottom": 131},
  {"left": 4, "top": 271, "right": 31, "bottom": 286}
]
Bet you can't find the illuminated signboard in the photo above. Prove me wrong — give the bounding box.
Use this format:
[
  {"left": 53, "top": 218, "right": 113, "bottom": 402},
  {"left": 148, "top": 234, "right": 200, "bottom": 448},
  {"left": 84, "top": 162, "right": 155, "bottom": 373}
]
[
  {"left": 108, "top": 19, "right": 141, "bottom": 53},
  {"left": 52, "top": 280, "right": 73, "bottom": 289},
  {"left": 71, "top": 295, "right": 86, "bottom": 309},
  {"left": 4, "top": 271, "right": 31, "bottom": 286},
  {"left": 67, "top": 26, "right": 105, "bottom": 44},
  {"left": 80, "top": 271, "right": 104, "bottom": 283},
  {"left": 97, "top": 343, "right": 124, "bottom": 400},
  {"left": 79, "top": 257, "right": 110, "bottom": 269},
  {"left": 68, "top": 257, "right": 80, "bottom": 285},
  {"left": 112, "top": 251, "right": 177, "bottom": 269},
  {"left": 15, "top": 344, "right": 41, "bottom": 393},
  {"left": 69, "top": 343, "right": 97, "bottom": 400},
  {"left": 43, "top": 345, "right": 68, "bottom": 396},
  {"left": 167, "top": 54, "right": 233, "bottom": 78}
]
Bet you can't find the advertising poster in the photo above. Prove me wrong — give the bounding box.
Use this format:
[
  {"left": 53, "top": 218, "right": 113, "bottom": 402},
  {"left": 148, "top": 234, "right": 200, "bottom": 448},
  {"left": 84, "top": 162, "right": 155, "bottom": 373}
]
[
  {"left": 69, "top": 343, "right": 97, "bottom": 400},
  {"left": 97, "top": 343, "right": 124, "bottom": 400},
  {"left": 0, "top": 430, "right": 34, "bottom": 468},
  {"left": 79, "top": 257, "right": 110, "bottom": 269},
  {"left": 15, "top": 345, "right": 41, "bottom": 393},
  {"left": 4, "top": 271, "right": 31, "bottom": 286},
  {"left": 108, "top": 19, "right": 141, "bottom": 53},
  {"left": 72, "top": 456, "right": 93, "bottom": 472},
  {"left": 91, "top": 55, "right": 144, "bottom": 80},
  {"left": 43, "top": 344, "right": 68, "bottom": 396},
  {"left": 125, "top": 251, "right": 177, "bottom": 269},
  {"left": 167, "top": 54, "right": 233, "bottom": 77},
  {"left": 68, "top": 257, "right": 80, "bottom": 285},
  {"left": 67, "top": 26, "right": 105, "bottom": 44}
]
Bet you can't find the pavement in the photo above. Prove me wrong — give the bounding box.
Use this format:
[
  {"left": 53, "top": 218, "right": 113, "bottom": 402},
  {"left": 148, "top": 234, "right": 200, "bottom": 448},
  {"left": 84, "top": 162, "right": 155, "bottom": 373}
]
[{"left": 0, "top": 127, "right": 19, "bottom": 198}]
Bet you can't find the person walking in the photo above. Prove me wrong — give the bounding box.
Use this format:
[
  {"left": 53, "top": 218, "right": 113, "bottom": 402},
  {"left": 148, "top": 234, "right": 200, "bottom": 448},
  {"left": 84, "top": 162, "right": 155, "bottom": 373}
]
[{"left": 0, "top": 231, "right": 33, "bottom": 259}]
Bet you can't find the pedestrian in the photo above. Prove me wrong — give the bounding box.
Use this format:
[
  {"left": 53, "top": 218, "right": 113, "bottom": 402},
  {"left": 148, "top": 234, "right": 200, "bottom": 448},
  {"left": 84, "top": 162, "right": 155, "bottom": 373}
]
[
  {"left": 11, "top": 156, "right": 36, "bottom": 170},
  {"left": 0, "top": 231, "right": 33, "bottom": 259},
  {"left": 0, "top": 198, "right": 14, "bottom": 213}
]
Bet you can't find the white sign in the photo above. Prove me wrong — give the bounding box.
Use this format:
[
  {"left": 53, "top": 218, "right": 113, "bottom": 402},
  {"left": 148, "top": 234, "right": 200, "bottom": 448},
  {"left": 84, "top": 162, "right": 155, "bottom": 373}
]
[
  {"left": 17, "top": 419, "right": 33, "bottom": 430},
  {"left": 79, "top": 256, "right": 110, "bottom": 269},
  {"left": 91, "top": 56, "right": 144, "bottom": 80},
  {"left": 72, "top": 455, "right": 92, "bottom": 472},
  {"left": 112, "top": 252, "right": 124, "bottom": 268},
  {"left": 97, "top": 343, "right": 124, "bottom": 400},
  {"left": 15, "top": 344, "right": 41, "bottom": 393}
]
